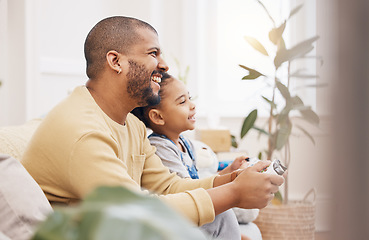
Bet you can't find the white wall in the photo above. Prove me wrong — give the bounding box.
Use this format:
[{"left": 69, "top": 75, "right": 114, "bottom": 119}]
[
  {"left": 0, "top": 0, "right": 332, "bottom": 232},
  {"left": 0, "top": 0, "right": 8, "bottom": 123},
  {"left": 0, "top": 0, "right": 189, "bottom": 125}
]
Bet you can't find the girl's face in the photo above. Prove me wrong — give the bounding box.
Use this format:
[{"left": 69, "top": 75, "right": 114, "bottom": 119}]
[{"left": 158, "top": 78, "right": 196, "bottom": 134}]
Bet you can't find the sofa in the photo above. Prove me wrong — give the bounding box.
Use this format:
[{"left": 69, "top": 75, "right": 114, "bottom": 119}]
[
  {"left": 0, "top": 119, "right": 261, "bottom": 240},
  {"left": 0, "top": 119, "right": 52, "bottom": 240}
]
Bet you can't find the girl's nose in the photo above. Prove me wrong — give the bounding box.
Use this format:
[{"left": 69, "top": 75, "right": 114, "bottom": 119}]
[{"left": 190, "top": 101, "right": 196, "bottom": 110}]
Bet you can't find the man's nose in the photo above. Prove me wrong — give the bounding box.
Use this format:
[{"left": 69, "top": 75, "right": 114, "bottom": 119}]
[{"left": 158, "top": 57, "right": 169, "bottom": 72}]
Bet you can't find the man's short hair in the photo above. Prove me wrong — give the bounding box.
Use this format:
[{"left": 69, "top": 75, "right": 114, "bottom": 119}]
[{"left": 84, "top": 16, "right": 157, "bottom": 79}]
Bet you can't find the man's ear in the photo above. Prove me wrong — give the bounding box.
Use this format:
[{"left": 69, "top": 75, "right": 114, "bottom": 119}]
[
  {"left": 106, "top": 50, "right": 122, "bottom": 74},
  {"left": 148, "top": 109, "right": 165, "bottom": 126}
]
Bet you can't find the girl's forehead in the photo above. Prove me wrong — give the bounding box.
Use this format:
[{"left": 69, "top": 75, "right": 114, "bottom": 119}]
[
  {"left": 167, "top": 79, "right": 186, "bottom": 93},
  {"left": 161, "top": 79, "right": 187, "bottom": 100}
]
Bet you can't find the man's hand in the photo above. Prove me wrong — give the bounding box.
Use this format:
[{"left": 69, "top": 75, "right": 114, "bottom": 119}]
[
  {"left": 232, "top": 160, "right": 285, "bottom": 209},
  {"left": 207, "top": 160, "right": 285, "bottom": 215}
]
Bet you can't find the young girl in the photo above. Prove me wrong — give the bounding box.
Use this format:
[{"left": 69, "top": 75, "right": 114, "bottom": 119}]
[{"left": 132, "top": 73, "right": 251, "bottom": 240}]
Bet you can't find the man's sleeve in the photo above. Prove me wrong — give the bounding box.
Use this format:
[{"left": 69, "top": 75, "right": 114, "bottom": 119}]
[{"left": 140, "top": 135, "right": 216, "bottom": 225}]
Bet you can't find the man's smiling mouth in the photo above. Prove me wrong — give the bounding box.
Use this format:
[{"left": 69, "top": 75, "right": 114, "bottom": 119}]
[{"left": 151, "top": 75, "right": 161, "bottom": 83}]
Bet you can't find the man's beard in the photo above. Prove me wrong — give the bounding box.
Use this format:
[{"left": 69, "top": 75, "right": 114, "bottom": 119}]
[{"left": 126, "top": 60, "right": 161, "bottom": 107}]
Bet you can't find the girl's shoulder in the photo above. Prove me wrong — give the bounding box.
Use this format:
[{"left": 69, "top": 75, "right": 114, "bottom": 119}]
[{"left": 148, "top": 134, "right": 178, "bottom": 150}]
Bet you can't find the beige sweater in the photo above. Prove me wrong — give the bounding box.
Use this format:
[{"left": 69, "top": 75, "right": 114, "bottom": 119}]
[{"left": 22, "top": 86, "right": 216, "bottom": 226}]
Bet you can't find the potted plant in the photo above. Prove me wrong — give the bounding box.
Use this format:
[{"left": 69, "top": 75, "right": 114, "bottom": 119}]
[{"left": 237, "top": 1, "right": 322, "bottom": 238}]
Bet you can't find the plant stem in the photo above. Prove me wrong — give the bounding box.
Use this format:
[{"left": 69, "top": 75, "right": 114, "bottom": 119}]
[
  {"left": 267, "top": 77, "right": 277, "bottom": 159},
  {"left": 287, "top": 62, "right": 291, "bottom": 88},
  {"left": 256, "top": 0, "right": 276, "bottom": 27},
  {"left": 283, "top": 62, "right": 291, "bottom": 204}
]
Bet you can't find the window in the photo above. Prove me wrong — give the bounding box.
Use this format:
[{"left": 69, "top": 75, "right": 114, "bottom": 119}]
[{"left": 186, "top": 0, "right": 317, "bottom": 119}]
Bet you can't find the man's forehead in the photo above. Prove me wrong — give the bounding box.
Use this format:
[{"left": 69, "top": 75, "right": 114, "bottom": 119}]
[{"left": 134, "top": 28, "right": 160, "bottom": 49}]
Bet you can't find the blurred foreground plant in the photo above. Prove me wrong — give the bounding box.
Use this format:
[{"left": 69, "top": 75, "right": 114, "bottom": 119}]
[{"left": 32, "top": 186, "right": 208, "bottom": 240}]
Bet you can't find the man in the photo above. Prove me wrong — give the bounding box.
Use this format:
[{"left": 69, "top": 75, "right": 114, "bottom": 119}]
[{"left": 22, "top": 16, "right": 284, "bottom": 228}]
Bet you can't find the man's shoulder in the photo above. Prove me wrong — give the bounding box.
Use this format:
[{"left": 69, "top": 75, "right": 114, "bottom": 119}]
[{"left": 126, "top": 113, "right": 146, "bottom": 131}]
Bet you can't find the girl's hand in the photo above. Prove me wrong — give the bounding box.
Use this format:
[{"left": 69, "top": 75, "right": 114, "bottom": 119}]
[
  {"left": 219, "top": 156, "right": 248, "bottom": 175},
  {"left": 229, "top": 156, "right": 248, "bottom": 171}
]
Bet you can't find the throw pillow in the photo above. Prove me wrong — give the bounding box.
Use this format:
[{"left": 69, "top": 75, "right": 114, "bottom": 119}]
[
  {"left": 0, "top": 118, "right": 42, "bottom": 160},
  {"left": 0, "top": 154, "right": 52, "bottom": 240}
]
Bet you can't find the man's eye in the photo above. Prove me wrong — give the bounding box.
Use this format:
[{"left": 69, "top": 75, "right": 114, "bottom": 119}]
[{"left": 149, "top": 51, "right": 157, "bottom": 57}]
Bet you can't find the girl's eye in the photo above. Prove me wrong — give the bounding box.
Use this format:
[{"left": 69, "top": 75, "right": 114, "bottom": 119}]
[{"left": 179, "top": 97, "right": 186, "bottom": 104}]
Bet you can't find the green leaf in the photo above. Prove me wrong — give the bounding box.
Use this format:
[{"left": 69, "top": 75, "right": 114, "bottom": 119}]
[
  {"left": 244, "top": 36, "right": 269, "bottom": 56},
  {"left": 277, "top": 37, "right": 286, "bottom": 52},
  {"left": 276, "top": 81, "right": 291, "bottom": 100},
  {"left": 290, "top": 73, "right": 319, "bottom": 79},
  {"left": 291, "top": 96, "right": 310, "bottom": 111},
  {"left": 32, "top": 186, "right": 207, "bottom": 240},
  {"left": 274, "top": 190, "right": 283, "bottom": 203},
  {"left": 274, "top": 47, "right": 288, "bottom": 69},
  {"left": 257, "top": 152, "right": 263, "bottom": 160},
  {"left": 288, "top": 35, "right": 320, "bottom": 58},
  {"left": 291, "top": 95, "right": 304, "bottom": 107},
  {"left": 231, "top": 135, "right": 238, "bottom": 148},
  {"left": 288, "top": 4, "right": 304, "bottom": 20},
  {"left": 239, "top": 64, "right": 265, "bottom": 80},
  {"left": 296, "top": 125, "right": 316, "bottom": 145},
  {"left": 299, "top": 107, "right": 320, "bottom": 126},
  {"left": 274, "top": 36, "right": 320, "bottom": 69},
  {"left": 262, "top": 96, "right": 277, "bottom": 109},
  {"left": 269, "top": 21, "right": 286, "bottom": 45},
  {"left": 294, "top": 83, "right": 328, "bottom": 90},
  {"left": 290, "top": 96, "right": 312, "bottom": 111},
  {"left": 240, "top": 109, "right": 258, "bottom": 139},
  {"left": 276, "top": 106, "right": 291, "bottom": 125},
  {"left": 252, "top": 126, "right": 269, "bottom": 136},
  {"left": 275, "top": 120, "right": 292, "bottom": 150}
]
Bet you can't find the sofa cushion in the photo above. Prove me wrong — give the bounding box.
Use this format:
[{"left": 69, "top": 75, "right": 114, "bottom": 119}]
[
  {"left": 0, "top": 118, "right": 42, "bottom": 160},
  {"left": 0, "top": 154, "right": 52, "bottom": 240}
]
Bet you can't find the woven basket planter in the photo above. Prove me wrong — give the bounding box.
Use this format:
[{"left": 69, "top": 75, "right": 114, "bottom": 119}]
[{"left": 254, "top": 189, "right": 316, "bottom": 240}]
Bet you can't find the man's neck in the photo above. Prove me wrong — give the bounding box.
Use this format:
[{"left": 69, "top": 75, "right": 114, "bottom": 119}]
[{"left": 86, "top": 80, "right": 132, "bottom": 125}]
